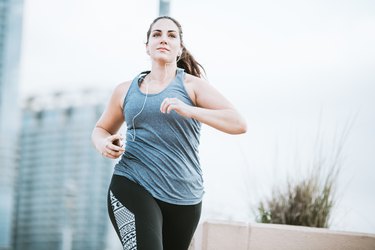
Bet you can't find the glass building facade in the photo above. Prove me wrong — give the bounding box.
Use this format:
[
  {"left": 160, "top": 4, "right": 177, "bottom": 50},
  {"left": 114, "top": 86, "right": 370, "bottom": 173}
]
[
  {"left": 14, "top": 91, "right": 117, "bottom": 250},
  {"left": 159, "top": 0, "right": 170, "bottom": 16},
  {"left": 0, "top": 0, "right": 24, "bottom": 249}
]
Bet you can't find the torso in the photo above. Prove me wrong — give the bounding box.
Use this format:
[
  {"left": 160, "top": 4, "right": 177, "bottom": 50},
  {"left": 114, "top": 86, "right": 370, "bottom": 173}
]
[{"left": 113, "top": 68, "right": 204, "bottom": 205}]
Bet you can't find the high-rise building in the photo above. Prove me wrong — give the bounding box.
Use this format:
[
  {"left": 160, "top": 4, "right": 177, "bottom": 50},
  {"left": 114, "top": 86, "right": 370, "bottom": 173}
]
[
  {"left": 13, "top": 90, "right": 117, "bottom": 250},
  {"left": 0, "top": 0, "right": 24, "bottom": 249},
  {"left": 159, "top": 0, "right": 170, "bottom": 16}
]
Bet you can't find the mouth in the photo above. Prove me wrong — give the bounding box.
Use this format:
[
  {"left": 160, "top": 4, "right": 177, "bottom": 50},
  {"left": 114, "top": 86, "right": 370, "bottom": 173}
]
[{"left": 157, "top": 47, "right": 170, "bottom": 52}]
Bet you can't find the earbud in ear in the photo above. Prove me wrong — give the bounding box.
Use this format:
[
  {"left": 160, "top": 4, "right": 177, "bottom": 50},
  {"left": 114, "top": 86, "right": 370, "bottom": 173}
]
[{"left": 178, "top": 49, "right": 183, "bottom": 57}]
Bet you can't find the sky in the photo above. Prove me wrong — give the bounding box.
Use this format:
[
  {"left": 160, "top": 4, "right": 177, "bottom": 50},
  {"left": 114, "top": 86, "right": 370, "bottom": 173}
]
[{"left": 19, "top": 0, "right": 375, "bottom": 234}]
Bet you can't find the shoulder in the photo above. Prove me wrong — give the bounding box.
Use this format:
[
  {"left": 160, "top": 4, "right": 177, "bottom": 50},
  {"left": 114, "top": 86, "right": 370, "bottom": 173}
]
[
  {"left": 115, "top": 80, "right": 132, "bottom": 93},
  {"left": 184, "top": 73, "right": 210, "bottom": 93},
  {"left": 112, "top": 80, "right": 132, "bottom": 109},
  {"left": 182, "top": 73, "right": 203, "bottom": 105},
  {"left": 184, "top": 73, "right": 208, "bottom": 86},
  {"left": 182, "top": 73, "right": 210, "bottom": 105},
  {"left": 184, "top": 73, "right": 212, "bottom": 94}
]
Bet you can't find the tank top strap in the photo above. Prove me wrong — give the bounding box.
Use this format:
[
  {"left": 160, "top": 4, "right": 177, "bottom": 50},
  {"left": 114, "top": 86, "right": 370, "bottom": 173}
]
[
  {"left": 175, "top": 67, "right": 185, "bottom": 85},
  {"left": 128, "top": 71, "right": 149, "bottom": 93}
]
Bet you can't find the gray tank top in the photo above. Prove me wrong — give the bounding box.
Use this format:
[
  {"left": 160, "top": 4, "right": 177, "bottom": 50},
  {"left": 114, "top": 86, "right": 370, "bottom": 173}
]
[{"left": 114, "top": 68, "right": 203, "bottom": 205}]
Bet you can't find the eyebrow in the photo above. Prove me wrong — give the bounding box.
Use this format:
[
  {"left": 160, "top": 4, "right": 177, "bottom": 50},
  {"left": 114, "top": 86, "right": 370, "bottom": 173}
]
[{"left": 152, "top": 29, "right": 178, "bottom": 33}]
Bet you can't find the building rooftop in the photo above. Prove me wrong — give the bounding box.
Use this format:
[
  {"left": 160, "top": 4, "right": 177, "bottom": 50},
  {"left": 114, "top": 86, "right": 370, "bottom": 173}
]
[{"left": 22, "top": 88, "right": 112, "bottom": 111}]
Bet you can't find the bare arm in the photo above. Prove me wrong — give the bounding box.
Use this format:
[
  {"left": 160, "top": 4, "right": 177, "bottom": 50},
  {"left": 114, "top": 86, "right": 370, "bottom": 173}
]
[
  {"left": 91, "top": 81, "right": 130, "bottom": 158},
  {"left": 160, "top": 75, "right": 247, "bottom": 134}
]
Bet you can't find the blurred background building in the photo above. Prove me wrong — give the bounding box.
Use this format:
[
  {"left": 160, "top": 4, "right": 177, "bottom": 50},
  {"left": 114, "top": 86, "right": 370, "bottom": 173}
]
[
  {"left": 0, "top": 0, "right": 24, "bottom": 249},
  {"left": 13, "top": 90, "right": 115, "bottom": 250},
  {"left": 159, "top": 0, "right": 170, "bottom": 16}
]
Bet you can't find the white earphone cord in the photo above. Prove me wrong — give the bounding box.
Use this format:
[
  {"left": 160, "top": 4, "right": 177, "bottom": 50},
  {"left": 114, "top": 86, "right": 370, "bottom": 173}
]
[
  {"left": 129, "top": 78, "right": 149, "bottom": 142},
  {"left": 129, "top": 56, "right": 180, "bottom": 141}
]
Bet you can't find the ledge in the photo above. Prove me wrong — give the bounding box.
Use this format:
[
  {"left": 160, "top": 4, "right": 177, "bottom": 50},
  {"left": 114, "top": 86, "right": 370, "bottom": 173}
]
[{"left": 189, "top": 220, "right": 375, "bottom": 250}]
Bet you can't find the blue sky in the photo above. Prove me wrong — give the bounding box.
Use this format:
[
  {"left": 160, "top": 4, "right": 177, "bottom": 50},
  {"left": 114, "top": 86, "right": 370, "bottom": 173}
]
[{"left": 20, "top": 0, "right": 375, "bottom": 234}]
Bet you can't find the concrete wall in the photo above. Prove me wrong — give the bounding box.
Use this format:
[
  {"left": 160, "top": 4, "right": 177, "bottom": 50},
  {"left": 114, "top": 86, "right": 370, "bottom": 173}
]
[{"left": 189, "top": 220, "right": 375, "bottom": 250}]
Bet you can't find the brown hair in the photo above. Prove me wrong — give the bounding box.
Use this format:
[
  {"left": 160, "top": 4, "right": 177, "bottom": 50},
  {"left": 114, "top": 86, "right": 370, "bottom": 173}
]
[{"left": 146, "top": 16, "right": 205, "bottom": 78}]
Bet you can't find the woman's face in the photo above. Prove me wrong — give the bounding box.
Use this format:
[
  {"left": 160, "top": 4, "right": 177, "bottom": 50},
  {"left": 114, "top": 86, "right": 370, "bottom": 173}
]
[{"left": 146, "top": 18, "right": 182, "bottom": 63}]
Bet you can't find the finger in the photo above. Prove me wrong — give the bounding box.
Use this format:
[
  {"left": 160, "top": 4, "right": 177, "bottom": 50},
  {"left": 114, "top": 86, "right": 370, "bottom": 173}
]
[
  {"left": 161, "top": 97, "right": 176, "bottom": 113},
  {"left": 112, "top": 150, "right": 124, "bottom": 158},
  {"left": 106, "top": 143, "right": 125, "bottom": 154},
  {"left": 102, "top": 151, "right": 116, "bottom": 159},
  {"left": 162, "top": 98, "right": 179, "bottom": 114},
  {"left": 160, "top": 98, "right": 169, "bottom": 113},
  {"left": 105, "top": 148, "right": 123, "bottom": 158},
  {"left": 113, "top": 146, "right": 125, "bottom": 153},
  {"left": 166, "top": 102, "right": 176, "bottom": 114}
]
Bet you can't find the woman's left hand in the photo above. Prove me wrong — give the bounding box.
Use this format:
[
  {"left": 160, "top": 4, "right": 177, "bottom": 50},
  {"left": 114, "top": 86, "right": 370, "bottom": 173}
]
[{"left": 160, "top": 97, "right": 193, "bottom": 118}]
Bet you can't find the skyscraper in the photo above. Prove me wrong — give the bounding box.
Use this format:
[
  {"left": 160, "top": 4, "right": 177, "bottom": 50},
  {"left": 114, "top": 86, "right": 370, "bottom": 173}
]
[
  {"left": 14, "top": 90, "right": 117, "bottom": 250},
  {"left": 159, "top": 0, "right": 170, "bottom": 16},
  {"left": 0, "top": 0, "right": 24, "bottom": 249}
]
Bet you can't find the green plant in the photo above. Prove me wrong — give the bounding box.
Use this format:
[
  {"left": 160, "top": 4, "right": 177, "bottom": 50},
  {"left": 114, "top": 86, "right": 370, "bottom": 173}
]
[
  {"left": 257, "top": 170, "right": 335, "bottom": 227},
  {"left": 256, "top": 118, "right": 355, "bottom": 228}
]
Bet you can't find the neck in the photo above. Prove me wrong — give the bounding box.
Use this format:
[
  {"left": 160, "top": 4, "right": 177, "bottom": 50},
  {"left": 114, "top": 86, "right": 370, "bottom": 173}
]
[{"left": 149, "top": 62, "right": 177, "bottom": 82}]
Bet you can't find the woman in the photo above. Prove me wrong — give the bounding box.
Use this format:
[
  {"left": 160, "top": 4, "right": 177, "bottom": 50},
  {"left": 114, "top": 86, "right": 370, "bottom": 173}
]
[{"left": 92, "top": 16, "right": 247, "bottom": 250}]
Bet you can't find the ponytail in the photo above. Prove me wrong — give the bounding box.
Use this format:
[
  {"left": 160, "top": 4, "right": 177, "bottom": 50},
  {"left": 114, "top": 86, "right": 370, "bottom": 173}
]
[{"left": 177, "top": 46, "right": 205, "bottom": 78}]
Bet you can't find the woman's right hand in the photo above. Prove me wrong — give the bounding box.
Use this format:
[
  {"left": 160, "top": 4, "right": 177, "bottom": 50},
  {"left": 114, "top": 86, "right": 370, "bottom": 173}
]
[
  {"left": 100, "top": 134, "right": 125, "bottom": 159},
  {"left": 91, "top": 81, "right": 131, "bottom": 158}
]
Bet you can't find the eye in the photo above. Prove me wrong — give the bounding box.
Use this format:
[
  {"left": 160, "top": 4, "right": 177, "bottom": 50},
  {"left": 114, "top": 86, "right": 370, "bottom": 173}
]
[
  {"left": 152, "top": 33, "right": 161, "bottom": 37},
  {"left": 168, "top": 33, "right": 176, "bottom": 38}
]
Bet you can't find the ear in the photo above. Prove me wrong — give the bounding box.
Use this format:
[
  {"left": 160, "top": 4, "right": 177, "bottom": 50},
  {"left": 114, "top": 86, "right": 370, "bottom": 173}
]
[{"left": 146, "top": 45, "right": 150, "bottom": 55}]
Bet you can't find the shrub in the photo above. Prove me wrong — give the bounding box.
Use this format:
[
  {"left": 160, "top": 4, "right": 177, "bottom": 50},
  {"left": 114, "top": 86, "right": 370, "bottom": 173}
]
[
  {"left": 256, "top": 118, "right": 354, "bottom": 228},
  {"left": 257, "top": 170, "right": 335, "bottom": 227}
]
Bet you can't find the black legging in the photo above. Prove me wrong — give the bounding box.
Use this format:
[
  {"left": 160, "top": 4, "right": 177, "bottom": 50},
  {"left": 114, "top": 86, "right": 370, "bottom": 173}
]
[{"left": 107, "top": 175, "right": 202, "bottom": 250}]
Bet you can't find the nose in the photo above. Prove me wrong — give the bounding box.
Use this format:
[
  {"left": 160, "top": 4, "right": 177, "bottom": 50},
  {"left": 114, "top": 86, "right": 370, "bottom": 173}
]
[{"left": 160, "top": 34, "right": 168, "bottom": 44}]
